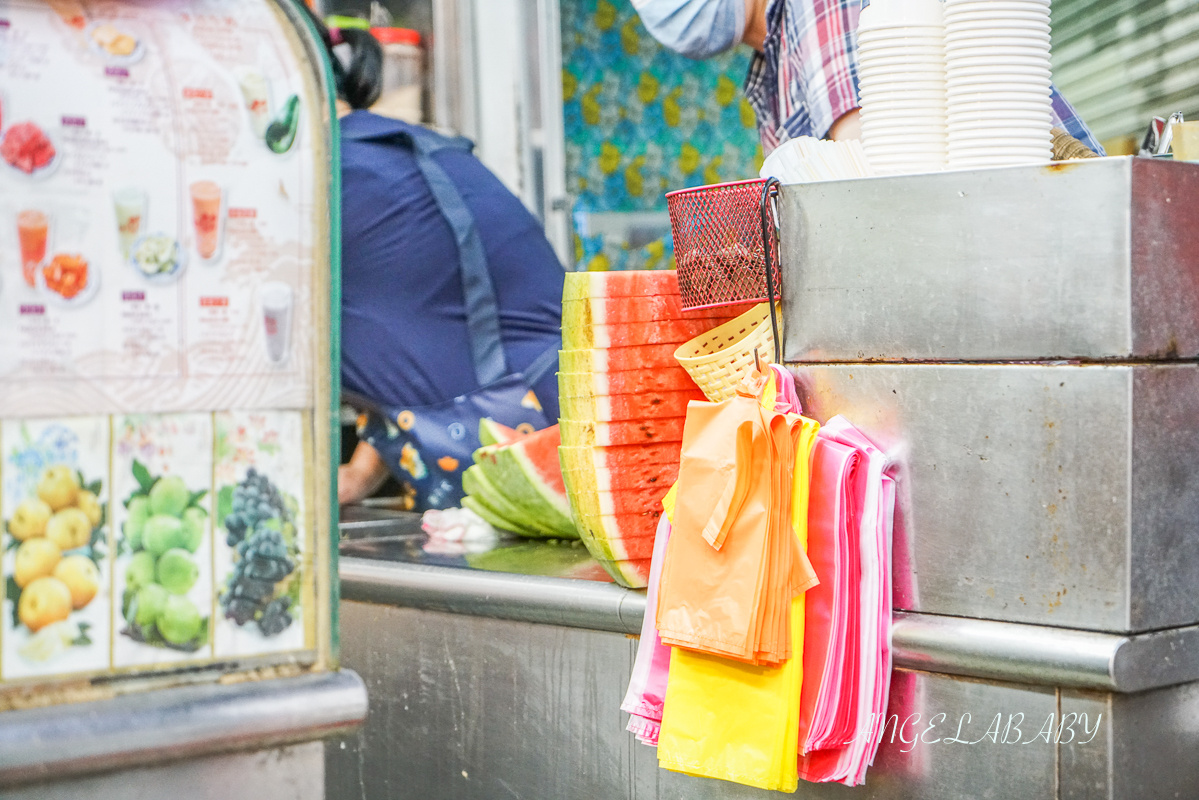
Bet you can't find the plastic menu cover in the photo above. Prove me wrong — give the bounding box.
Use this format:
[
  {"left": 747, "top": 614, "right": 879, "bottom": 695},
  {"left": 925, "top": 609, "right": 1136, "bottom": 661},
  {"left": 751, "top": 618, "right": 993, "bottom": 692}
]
[
  {"left": 798, "top": 416, "right": 896, "bottom": 786},
  {"left": 0, "top": 0, "right": 331, "bottom": 688}
]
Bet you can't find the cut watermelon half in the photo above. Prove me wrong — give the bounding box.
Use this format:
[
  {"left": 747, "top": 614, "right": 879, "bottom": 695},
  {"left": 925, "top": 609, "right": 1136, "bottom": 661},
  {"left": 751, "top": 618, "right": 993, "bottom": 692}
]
[
  {"left": 558, "top": 345, "right": 687, "bottom": 374},
  {"left": 559, "top": 416, "right": 686, "bottom": 447},
  {"left": 558, "top": 388, "right": 703, "bottom": 421},
  {"left": 472, "top": 424, "right": 578, "bottom": 538},
  {"left": 558, "top": 369, "right": 700, "bottom": 398}
]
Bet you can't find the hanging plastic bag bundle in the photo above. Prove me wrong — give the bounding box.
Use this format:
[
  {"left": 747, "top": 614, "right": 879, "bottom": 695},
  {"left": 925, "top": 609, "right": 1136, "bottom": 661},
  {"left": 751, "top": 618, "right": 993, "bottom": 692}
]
[
  {"left": 798, "top": 416, "right": 896, "bottom": 787},
  {"left": 653, "top": 370, "right": 822, "bottom": 791}
]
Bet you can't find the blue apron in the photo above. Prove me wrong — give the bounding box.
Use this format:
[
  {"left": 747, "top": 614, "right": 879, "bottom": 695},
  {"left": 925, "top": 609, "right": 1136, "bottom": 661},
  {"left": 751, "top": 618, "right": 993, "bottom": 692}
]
[{"left": 350, "top": 125, "right": 557, "bottom": 510}]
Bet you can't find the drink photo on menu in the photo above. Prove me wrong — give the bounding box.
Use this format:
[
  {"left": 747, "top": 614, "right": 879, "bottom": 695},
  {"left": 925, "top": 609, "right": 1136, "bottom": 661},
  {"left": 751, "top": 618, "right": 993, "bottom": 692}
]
[{"left": 189, "top": 179, "right": 224, "bottom": 264}]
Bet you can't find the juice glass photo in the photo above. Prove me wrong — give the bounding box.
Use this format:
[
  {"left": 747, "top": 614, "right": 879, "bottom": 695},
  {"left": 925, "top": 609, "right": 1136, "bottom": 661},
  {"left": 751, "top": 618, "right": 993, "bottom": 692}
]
[
  {"left": 17, "top": 209, "right": 49, "bottom": 288},
  {"left": 189, "top": 180, "right": 222, "bottom": 260},
  {"left": 112, "top": 187, "right": 146, "bottom": 258},
  {"left": 238, "top": 69, "right": 272, "bottom": 139},
  {"left": 259, "top": 281, "right": 293, "bottom": 365}
]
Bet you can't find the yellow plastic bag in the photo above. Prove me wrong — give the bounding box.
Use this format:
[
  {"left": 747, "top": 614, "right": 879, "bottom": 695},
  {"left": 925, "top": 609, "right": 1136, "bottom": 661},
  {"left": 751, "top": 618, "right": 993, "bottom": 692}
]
[{"left": 656, "top": 416, "right": 820, "bottom": 791}]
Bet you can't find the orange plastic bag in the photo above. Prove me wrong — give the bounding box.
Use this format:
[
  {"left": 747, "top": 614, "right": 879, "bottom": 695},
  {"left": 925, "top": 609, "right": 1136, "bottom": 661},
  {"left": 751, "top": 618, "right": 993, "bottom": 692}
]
[{"left": 655, "top": 373, "right": 818, "bottom": 665}]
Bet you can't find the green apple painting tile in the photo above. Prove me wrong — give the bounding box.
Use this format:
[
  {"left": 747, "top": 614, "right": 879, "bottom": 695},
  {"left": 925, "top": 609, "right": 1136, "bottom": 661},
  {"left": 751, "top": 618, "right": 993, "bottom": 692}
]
[
  {"left": 2, "top": 418, "right": 112, "bottom": 680},
  {"left": 212, "top": 411, "right": 307, "bottom": 657},
  {"left": 111, "top": 414, "right": 214, "bottom": 668}
]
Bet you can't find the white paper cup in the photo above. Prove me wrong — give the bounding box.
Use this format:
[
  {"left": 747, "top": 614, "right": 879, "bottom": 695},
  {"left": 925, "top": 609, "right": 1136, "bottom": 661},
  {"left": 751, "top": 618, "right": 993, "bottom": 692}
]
[
  {"left": 946, "top": 63, "right": 1053, "bottom": 77},
  {"left": 946, "top": 72, "right": 1052, "bottom": 85}
]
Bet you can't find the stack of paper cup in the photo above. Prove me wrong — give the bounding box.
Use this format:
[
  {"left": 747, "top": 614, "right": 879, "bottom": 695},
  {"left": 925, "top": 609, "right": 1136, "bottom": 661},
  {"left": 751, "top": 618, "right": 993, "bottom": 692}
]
[
  {"left": 857, "top": 0, "right": 948, "bottom": 175},
  {"left": 944, "top": 0, "right": 1054, "bottom": 168}
]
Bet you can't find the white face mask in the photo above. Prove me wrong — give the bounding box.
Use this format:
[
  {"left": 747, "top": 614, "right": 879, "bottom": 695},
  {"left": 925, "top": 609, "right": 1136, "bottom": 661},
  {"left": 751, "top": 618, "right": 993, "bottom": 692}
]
[{"left": 632, "top": 0, "right": 747, "bottom": 60}]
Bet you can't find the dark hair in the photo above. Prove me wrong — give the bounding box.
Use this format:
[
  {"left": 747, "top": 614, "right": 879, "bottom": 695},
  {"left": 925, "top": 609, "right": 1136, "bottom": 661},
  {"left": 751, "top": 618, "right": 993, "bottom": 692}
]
[{"left": 296, "top": 2, "right": 383, "bottom": 110}]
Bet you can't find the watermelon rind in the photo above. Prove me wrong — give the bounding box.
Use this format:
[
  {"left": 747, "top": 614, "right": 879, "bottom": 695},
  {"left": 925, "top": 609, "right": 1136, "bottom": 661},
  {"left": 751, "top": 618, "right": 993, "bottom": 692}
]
[
  {"left": 462, "top": 496, "right": 526, "bottom": 536},
  {"left": 462, "top": 465, "right": 560, "bottom": 538},
  {"left": 479, "top": 418, "right": 524, "bottom": 448}
]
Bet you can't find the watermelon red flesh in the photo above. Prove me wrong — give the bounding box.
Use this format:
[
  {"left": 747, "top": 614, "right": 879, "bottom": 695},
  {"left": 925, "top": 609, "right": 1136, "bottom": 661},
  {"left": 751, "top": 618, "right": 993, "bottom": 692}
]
[
  {"left": 562, "top": 318, "right": 724, "bottom": 350},
  {"left": 563, "top": 294, "right": 736, "bottom": 326},
  {"left": 559, "top": 344, "right": 687, "bottom": 373},
  {"left": 559, "top": 443, "right": 682, "bottom": 470},
  {"left": 562, "top": 270, "right": 680, "bottom": 303},
  {"left": 0, "top": 122, "right": 56, "bottom": 175},
  {"left": 559, "top": 416, "right": 686, "bottom": 447},
  {"left": 563, "top": 459, "right": 679, "bottom": 491},
  {"left": 558, "top": 369, "right": 699, "bottom": 398},
  {"left": 558, "top": 389, "right": 704, "bottom": 421}
]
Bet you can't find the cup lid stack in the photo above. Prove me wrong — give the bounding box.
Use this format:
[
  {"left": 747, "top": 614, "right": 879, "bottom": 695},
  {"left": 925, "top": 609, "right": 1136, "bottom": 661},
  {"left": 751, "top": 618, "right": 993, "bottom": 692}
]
[
  {"left": 944, "top": 0, "right": 1054, "bottom": 169},
  {"left": 857, "top": 0, "right": 948, "bottom": 175}
]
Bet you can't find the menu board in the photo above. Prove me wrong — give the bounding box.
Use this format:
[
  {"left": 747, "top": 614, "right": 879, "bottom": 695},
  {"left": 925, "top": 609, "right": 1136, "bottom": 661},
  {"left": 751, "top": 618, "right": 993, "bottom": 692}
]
[
  {"left": 0, "top": 0, "right": 330, "bottom": 685},
  {"left": 0, "top": 0, "right": 315, "bottom": 416}
]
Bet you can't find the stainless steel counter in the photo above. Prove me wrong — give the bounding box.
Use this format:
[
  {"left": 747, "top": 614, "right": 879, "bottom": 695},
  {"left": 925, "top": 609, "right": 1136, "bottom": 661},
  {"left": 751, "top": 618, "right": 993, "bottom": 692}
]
[
  {"left": 2, "top": 669, "right": 367, "bottom": 795},
  {"left": 332, "top": 530, "right": 1199, "bottom": 800}
]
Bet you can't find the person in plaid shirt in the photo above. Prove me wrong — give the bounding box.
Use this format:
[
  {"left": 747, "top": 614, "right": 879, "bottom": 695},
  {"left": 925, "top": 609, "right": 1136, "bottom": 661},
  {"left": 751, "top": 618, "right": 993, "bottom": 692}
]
[{"left": 632, "top": 0, "right": 1104, "bottom": 155}]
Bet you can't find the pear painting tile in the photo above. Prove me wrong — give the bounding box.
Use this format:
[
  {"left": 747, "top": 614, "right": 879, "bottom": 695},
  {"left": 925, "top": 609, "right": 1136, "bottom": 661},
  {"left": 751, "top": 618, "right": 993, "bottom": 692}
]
[
  {"left": 2, "top": 418, "right": 112, "bottom": 680},
  {"left": 112, "top": 414, "right": 214, "bottom": 668},
  {"left": 212, "top": 411, "right": 308, "bottom": 657}
]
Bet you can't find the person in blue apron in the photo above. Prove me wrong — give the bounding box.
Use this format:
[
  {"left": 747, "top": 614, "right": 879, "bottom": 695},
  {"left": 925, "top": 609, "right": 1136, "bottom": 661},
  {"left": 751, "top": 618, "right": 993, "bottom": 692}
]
[{"left": 306, "top": 14, "right": 565, "bottom": 509}]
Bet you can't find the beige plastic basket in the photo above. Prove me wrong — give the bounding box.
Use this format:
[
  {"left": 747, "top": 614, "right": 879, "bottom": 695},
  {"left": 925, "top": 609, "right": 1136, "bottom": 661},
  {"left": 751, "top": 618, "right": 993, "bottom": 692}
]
[{"left": 674, "top": 302, "right": 778, "bottom": 403}]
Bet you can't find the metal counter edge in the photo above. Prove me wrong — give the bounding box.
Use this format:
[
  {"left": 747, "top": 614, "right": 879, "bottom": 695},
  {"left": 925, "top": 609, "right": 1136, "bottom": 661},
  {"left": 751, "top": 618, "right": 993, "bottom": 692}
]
[
  {"left": 340, "top": 557, "right": 1199, "bottom": 693},
  {"left": 0, "top": 669, "right": 368, "bottom": 790}
]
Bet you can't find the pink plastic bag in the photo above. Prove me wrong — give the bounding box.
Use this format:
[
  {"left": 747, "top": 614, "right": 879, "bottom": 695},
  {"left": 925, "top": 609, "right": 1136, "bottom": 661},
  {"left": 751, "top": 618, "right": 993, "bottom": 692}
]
[
  {"left": 798, "top": 417, "right": 895, "bottom": 786},
  {"left": 621, "top": 513, "right": 674, "bottom": 745}
]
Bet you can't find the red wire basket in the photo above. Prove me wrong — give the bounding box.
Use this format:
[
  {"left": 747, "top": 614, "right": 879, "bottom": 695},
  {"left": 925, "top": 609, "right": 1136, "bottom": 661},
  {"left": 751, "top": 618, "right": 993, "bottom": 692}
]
[{"left": 666, "top": 178, "right": 782, "bottom": 311}]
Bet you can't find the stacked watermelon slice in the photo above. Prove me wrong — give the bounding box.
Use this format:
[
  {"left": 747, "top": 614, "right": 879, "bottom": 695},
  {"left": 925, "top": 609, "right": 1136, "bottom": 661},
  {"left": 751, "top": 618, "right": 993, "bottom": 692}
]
[
  {"left": 558, "top": 270, "right": 742, "bottom": 588},
  {"left": 462, "top": 420, "right": 579, "bottom": 539}
]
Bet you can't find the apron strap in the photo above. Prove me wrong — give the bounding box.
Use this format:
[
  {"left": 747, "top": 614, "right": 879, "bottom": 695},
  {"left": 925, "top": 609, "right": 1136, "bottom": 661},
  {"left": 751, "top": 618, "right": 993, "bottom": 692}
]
[
  {"left": 522, "top": 343, "right": 561, "bottom": 385},
  {"left": 403, "top": 128, "right": 509, "bottom": 386}
]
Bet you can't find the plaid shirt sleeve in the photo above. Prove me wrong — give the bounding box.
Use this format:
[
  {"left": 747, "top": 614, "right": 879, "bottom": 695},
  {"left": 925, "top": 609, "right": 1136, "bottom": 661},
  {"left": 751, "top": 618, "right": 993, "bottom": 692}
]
[{"left": 745, "top": 0, "right": 1105, "bottom": 156}]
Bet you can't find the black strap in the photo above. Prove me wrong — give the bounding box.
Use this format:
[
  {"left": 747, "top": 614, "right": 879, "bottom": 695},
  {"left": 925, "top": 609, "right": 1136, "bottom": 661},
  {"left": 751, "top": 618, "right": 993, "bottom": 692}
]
[{"left": 399, "top": 127, "right": 509, "bottom": 386}]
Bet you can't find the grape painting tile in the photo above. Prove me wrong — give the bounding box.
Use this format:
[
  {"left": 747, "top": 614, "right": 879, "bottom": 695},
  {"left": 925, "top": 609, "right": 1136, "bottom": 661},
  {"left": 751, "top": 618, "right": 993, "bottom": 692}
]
[
  {"left": 1, "top": 417, "right": 112, "bottom": 680},
  {"left": 111, "top": 413, "right": 214, "bottom": 668},
  {"left": 212, "top": 411, "right": 307, "bottom": 657}
]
